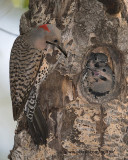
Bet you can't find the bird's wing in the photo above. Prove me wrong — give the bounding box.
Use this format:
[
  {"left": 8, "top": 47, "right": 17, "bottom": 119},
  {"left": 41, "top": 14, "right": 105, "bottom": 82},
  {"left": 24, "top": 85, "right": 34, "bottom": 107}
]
[{"left": 10, "top": 35, "right": 44, "bottom": 120}]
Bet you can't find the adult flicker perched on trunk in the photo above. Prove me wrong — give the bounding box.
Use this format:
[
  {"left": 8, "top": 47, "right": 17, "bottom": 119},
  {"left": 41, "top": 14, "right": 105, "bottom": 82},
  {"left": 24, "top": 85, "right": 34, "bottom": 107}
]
[{"left": 9, "top": 24, "right": 67, "bottom": 145}]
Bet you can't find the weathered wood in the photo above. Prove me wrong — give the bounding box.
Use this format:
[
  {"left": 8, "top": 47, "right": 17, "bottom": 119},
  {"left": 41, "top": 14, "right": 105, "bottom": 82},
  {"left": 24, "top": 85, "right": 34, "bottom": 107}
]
[{"left": 9, "top": 0, "right": 128, "bottom": 159}]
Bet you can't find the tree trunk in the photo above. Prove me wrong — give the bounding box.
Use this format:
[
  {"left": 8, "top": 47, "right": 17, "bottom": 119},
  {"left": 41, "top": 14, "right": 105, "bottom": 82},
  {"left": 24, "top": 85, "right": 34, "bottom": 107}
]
[{"left": 9, "top": 0, "right": 128, "bottom": 159}]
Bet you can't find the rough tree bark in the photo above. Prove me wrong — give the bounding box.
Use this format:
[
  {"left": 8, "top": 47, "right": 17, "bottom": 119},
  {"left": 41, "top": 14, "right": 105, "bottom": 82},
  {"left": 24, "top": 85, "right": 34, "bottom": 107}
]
[{"left": 9, "top": 0, "right": 128, "bottom": 159}]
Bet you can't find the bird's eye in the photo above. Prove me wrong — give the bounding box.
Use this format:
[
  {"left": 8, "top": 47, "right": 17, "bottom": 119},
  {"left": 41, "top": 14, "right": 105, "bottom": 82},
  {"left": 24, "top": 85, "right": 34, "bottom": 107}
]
[
  {"left": 94, "top": 56, "right": 97, "bottom": 60},
  {"left": 94, "top": 63, "right": 99, "bottom": 68},
  {"left": 54, "top": 39, "right": 58, "bottom": 43},
  {"left": 103, "top": 69, "right": 106, "bottom": 72}
]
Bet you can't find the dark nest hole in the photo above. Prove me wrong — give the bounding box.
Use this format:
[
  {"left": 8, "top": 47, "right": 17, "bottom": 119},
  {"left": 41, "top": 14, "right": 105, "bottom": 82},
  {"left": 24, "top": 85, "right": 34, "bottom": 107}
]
[
  {"left": 78, "top": 45, "right": 125, "bottom": 104},
  {"left": 78, "top": 46, "right": 122, "bottom": 104},
  {"left": 97, "top": 0, "right": 122, "bottom": 15},
  {"left": 85, "top": 52, "right": 115, "bottom": 99}
]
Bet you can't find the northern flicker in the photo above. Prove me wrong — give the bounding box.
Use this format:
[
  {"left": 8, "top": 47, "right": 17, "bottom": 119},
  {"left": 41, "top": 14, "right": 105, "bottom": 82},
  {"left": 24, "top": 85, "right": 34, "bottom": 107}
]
[
  {"left": 87, "top": 52, "right": 108, "bottom": 69},
  {"left": 9, "top": 24, "right": 66, "bottom": 144},
  {"left": 87, "top": 64, "right": 114, "bottom": 96}
]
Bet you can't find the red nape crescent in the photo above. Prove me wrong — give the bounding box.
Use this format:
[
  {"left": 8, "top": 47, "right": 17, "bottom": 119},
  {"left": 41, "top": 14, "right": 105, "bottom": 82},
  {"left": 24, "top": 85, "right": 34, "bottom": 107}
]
[{"left": 39, "top": 24, "right": 50, "bottom": 32}]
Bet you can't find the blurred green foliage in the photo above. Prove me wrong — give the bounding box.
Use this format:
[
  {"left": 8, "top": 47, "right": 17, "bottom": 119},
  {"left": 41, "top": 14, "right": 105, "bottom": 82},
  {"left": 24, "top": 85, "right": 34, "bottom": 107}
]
[{"left": 12, "top": 0, "right": 29, "bottom": 8}]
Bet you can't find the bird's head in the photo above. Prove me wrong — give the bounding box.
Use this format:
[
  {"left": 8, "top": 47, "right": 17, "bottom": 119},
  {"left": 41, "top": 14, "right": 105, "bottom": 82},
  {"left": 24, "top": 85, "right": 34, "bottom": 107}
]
[
  {"left": 32, "top": 24, "right": 67, "bottom": 57},
  {"left": 39, "top": 24, "right": 61, "bottom": 44},
  {"left": 93, "top": 53, "right": 108, "bottom": 64}
]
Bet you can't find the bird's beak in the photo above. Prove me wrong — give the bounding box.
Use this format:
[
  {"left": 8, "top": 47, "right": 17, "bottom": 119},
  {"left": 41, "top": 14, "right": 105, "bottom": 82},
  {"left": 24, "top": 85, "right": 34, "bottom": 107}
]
[
  {"left": 99, "top": 75, "right": 107, "bottom": 81},
  {"left": 46, "top": 41, "right": 67, "bottom": 57},
  {"left": 87, "top": 67, "right": 93, "bottom": 71}
]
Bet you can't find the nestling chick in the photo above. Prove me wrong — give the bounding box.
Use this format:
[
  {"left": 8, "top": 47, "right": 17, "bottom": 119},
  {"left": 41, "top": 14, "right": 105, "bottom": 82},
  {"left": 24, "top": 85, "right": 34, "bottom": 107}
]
[
  {"left": 87, "top": 64, "right": 114, "bottom": 94},
  {"left": 87, "top": 52, "right": 108, "bottom": 69}
]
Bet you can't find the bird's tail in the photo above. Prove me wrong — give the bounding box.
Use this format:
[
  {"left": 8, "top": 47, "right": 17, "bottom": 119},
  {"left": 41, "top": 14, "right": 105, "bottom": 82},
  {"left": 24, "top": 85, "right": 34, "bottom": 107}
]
[{"left": 27, "top": 106, "right": 48, "bottom": 145}]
